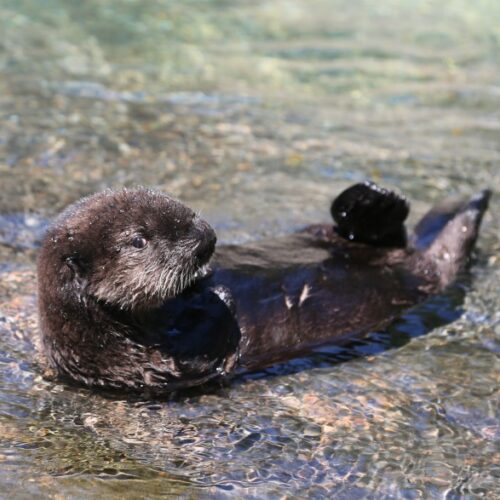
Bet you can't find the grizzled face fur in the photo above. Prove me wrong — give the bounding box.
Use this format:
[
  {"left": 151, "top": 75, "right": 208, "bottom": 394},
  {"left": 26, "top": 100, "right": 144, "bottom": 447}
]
[{"left": 41, "top": 188, "right": 216, "bottom": 310}]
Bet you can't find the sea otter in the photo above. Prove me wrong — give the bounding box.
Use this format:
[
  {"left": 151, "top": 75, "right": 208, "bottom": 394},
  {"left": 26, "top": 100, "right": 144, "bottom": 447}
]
[{"left": 37, "top": 183, "right": 490, "bottom": 393}]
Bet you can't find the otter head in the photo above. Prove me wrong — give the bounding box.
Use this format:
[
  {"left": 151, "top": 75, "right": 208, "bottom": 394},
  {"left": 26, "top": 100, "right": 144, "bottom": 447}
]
[{"left": 43, "top": 188, "right": 216, "bottom": 310}]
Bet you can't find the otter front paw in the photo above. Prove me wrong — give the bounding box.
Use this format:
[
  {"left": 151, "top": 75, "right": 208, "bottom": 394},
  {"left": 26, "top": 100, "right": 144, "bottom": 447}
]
[{"left": 331, "top": 181, "right": 409, "bottom": 247}]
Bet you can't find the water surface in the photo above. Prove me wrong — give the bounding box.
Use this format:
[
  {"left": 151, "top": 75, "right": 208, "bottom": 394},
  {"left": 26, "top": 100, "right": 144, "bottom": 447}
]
[{"left": 0, "top": 1, "right": 499, "bottom": 498}]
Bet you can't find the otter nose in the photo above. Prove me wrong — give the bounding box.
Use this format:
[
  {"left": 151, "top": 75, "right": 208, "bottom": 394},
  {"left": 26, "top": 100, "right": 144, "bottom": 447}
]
[
  {"left": 195, "top": 231, "right": 216, "bottom": 264},
  {"left": 193, "top": 218, "right": 217, "bottom": 264}
]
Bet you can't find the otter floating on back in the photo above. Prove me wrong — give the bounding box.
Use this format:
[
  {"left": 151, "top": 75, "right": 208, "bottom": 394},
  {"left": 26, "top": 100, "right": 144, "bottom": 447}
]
[{"left": 37, "top": 183, "right": 490, "bottom": 393}]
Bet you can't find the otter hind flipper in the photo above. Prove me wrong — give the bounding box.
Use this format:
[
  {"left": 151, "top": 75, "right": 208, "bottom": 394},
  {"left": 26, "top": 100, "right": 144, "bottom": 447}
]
[
  {"left": 418, "top": 189, "right": 491, "bottom": 288},
  {"left": 412, "top": 190, "right": 491, "bottom": 251},
  {"left": 331, "top": 182, "right": 409, "bottom": 247}
]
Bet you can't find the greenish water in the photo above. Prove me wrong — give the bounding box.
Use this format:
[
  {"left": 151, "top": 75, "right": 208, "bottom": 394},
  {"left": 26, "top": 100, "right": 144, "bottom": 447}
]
[{"left": 0, "top": 1, "right": 499, "bottom": 498}]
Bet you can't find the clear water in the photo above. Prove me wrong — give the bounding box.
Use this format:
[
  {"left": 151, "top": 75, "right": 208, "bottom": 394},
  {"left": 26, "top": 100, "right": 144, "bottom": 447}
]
[{"left": 0, "top": 1, "right": 499, "bottom": 497}]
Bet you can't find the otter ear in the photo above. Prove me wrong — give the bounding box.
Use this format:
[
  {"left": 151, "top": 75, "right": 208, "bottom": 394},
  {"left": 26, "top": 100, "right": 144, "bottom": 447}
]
[{"left": 65, "top": 255, "right": 87, "bottom": 287}]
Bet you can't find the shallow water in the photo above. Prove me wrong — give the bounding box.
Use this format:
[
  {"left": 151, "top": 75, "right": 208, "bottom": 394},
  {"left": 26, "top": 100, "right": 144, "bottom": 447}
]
[{"left": 0, "top": 1, "right": 499, "bottom": 498}]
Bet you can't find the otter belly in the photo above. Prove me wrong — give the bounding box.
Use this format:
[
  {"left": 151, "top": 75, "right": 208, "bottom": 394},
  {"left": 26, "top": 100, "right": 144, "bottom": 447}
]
[{"left": 210, "top": 230, "right": 434, "bottom": 371}]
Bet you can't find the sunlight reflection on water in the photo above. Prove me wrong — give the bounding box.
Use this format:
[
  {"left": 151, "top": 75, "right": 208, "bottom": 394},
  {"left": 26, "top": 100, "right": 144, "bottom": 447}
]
[{"left": 0, "top": 0, "right": 498, "bottom": 497}]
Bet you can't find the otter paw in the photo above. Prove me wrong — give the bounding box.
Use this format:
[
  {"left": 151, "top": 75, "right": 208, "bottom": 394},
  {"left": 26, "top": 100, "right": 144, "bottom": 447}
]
[{"left": 330, "top": 181, "right": 409, "bottom": 247}]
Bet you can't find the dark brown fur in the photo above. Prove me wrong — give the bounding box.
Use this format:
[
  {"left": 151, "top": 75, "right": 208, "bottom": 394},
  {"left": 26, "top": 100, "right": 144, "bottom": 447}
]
[
  {"left": 38, "top": 188, "right": 239, "bottom": 392},
  {"left": 37, "top": 185, "right": 490, "bottom": 393}
]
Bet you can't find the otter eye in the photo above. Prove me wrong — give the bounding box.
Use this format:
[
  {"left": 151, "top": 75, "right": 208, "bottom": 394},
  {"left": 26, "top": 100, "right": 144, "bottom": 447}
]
[{"left": 132, "top": 236, "right": 147, "bottom": 249}]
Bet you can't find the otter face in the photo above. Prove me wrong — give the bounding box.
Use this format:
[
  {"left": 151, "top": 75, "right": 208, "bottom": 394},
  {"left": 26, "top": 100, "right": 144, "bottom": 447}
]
[{"left": 46, "top": 188, "right": 216, "bottom": 310}]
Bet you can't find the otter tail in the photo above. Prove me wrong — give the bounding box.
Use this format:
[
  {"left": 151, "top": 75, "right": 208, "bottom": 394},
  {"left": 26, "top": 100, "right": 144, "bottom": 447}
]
[{"left": 412, "top": 190, "right": 491, "bottom": 288}]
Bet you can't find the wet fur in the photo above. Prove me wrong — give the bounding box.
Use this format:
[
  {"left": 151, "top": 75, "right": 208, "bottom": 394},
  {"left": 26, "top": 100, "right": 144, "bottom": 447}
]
[
  {"left": 37, "top": 184, "right": 490, "bottom": 393},
  {"left": 37, "top": 188, "right": 238, "bottom": 392}
]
